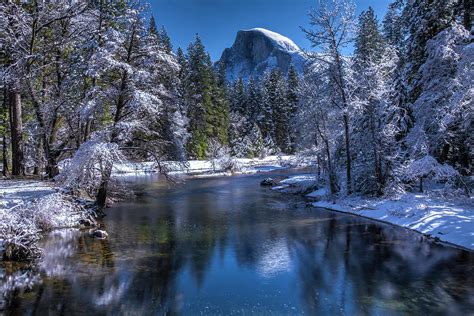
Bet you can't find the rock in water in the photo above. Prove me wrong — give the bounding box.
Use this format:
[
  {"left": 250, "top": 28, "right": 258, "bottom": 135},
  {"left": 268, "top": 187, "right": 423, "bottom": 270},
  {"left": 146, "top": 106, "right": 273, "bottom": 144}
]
[
  {"left": 218, "top": 28, "right": 307, "bottom": 81},
  {"left": 93, "top": 230, "right": 108, "bottom": 239},
  {"left": 261, "top": 178, "right": 277, "bottom": 186}
]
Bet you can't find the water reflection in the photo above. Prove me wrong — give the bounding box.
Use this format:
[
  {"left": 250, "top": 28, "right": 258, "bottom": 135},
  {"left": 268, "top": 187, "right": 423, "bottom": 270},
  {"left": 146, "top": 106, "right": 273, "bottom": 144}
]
[{"left": 2, "top": 172, "right": 474, "bottom": 315}]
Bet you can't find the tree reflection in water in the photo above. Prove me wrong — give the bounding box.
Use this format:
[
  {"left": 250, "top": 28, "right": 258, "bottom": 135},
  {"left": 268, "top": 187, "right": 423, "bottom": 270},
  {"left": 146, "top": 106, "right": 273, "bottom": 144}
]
[{"left": 2, "top": 172, "right": 474, "bottom": 315}]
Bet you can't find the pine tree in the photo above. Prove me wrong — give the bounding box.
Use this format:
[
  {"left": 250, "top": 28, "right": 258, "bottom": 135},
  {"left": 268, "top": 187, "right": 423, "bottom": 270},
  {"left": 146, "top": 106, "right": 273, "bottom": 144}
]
[
  {"left": 245, "top": 77, "right": 261, "bottom": 124},
  {"left": 159, "top": 26, "right": 173, "bottom": 54},
  {"left": 259, "top": 72, "right": 275, "bottom": 143},
  {"left": 208, "top": 53, "right": 230, "bottom": 147},
  {"left": 229, "top": 76, "right": 246, "bottom": 115},
  {"left": 260, "top": 69, "right": 291, "bottom": 153},
  {"left": 352, "top": 7, "right": 409, "bottom": 195},
  {"left": 185, "top": 35, "right": 211, "bottom": 158},
  {"left": 402, "top": 0, "right": 458, "bottom": 103},
  {"left": 149, "top": 16, "right": 158, "bottom": 36},
  {"left": 184, "top": 35, "right": 228, "bottom": 159},
  {"left": 176, "top": 47, "right": 188, "bottom": 83},
  {"left": 382, "top": 0, "right": 406, "bottom": 48},
  {"left": 355, "top": 7, "right": 385, "bottom": 63},
  {"left": 286, "top": 65, "right": 300, "bottom": 153},
  {"left": 382, "top": 0, "right": 413, "bottom": 152}
]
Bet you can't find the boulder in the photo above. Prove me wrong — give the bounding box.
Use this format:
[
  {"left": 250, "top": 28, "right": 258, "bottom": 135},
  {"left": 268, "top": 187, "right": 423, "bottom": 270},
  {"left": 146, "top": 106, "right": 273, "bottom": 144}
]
[
  {"left": 93, "top": 230, "right": 108, "bottom": 239},
  {"left": 261, "top": 178, "right": 277, "bottom": 186}
]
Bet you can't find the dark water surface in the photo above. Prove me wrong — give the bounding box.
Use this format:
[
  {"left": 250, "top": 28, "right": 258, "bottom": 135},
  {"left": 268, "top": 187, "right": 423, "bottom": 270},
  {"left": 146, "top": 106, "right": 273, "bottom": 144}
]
[{"left": 2, "top": 171, "right": 474, "bottom": 315}]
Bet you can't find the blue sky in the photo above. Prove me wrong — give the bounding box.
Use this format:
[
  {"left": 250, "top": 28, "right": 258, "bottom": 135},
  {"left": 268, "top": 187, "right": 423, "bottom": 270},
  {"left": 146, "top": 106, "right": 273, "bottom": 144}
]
[{"left": 150, "top": 0, "right": 392, "bottom": 60}]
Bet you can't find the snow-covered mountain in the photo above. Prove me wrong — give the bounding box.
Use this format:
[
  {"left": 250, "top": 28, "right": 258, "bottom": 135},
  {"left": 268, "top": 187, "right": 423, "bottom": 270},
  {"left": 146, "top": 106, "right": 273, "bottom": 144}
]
[{"left": 218, "top": 28, "right": 307, "bottom": 81}]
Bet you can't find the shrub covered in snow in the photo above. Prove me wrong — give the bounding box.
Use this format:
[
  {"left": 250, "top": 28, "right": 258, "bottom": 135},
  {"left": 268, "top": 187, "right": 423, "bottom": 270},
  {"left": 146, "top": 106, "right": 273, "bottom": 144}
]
[
  {"left": 0, "top": 210, "right": 40, "bottom": 261},
  {"left": 27, "top": 193, "right": 97, "bottom": 231},
  {"left": 58, "top": 139, "right": 125, "bottom": 199},
  {"left": 404, "top": 155, "right": 461, "bottom": 193},
  {"left": 0, "top": 191, "right": 97, "bottom": 262},
  {"left": 206, "top": 139, "right": 243, "bottom": 173}
]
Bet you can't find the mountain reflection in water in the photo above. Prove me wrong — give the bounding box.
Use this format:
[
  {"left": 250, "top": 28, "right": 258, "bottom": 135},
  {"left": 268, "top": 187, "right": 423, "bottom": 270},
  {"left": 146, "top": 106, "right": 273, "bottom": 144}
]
[{"left": 2, "top": 171, "right": 473, "bottom": 315}]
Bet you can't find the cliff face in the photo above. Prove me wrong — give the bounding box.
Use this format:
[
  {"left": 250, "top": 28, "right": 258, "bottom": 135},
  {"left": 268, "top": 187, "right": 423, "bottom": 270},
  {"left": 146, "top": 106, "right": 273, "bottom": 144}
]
[{"left": 218, "top": 28, "right": 307, "bottom": 81}]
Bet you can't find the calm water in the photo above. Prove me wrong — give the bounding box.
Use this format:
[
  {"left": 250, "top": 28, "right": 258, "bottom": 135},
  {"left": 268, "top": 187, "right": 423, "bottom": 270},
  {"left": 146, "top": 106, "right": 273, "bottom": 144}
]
[{"left": 2, "top": 171, "right": 474, "bottom": 315}]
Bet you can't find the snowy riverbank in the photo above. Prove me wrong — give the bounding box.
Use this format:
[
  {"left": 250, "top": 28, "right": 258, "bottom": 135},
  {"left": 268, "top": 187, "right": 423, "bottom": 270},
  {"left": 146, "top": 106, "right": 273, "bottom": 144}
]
[
  {"left": 273, "top": 175, "right": 474, "bottom": 251},
  {"left": 0, "top": 180, "right": 98, "bottom": 261},
  {"left": 113, "top": 155, "right": 301, "bottom": 177}
]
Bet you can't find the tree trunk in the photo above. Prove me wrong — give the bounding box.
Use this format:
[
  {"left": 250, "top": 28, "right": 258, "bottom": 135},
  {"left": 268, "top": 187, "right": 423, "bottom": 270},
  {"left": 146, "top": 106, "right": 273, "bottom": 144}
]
[
  {"left": 343, "top": 113, "right": 352, "bottom": 194},
  {"left": 331, "top": 40, "right": 352, "bottom": 194},
  {"left": 46, "top": 156, "right": 60, "bottom": 178},
  {"left": 95, "top": 72, "right": 128, "bottom": 206},
  {"left": 324, "top": 138, "right": 338, "bottom": 195},
  {"left": 2, "top": 87, "right": 8, "bottom": 177},
  {"left": 45, "top": 112, "right": 62, "bottom": 178},
  {"left": 2, "top": 137, "right": 8, "bottom": 177},
  {"left": 83, "top": 119, "right": 91, "bottom": 142},
  {"left": 464, "top": 0, "right": 472, "bottom": 31},
  {"left": 96, "top": 165, "right": 113, "bottom": 208},
  {"left": 370, "top": 110, "right": 383, "bottom": 195},
  {"left": 9, "top": 87, "right": 24, "bottom": 176},
  {"left": 33, "top": 138, "right": 42, "bottom": 176}
]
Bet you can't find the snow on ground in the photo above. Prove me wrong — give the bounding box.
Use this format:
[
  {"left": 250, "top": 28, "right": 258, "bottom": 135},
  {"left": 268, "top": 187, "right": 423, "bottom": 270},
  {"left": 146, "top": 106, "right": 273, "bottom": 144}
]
[
  {"left": 272, "top": 174, "right": 474, "bottom": 250},
  {"left": 113, "top": 162, "right": 156, "bottom": 175},
  {"left": 306, "top": 187, "right": 328, "bottom": 198},
  {"left": 0, "top": 180, "right": 96, "bottom": 260},
  {"left": 307, "top": 190, "right": 474, "bottom": 251},
  {"left": 0, "top": 180, "right": 95, "bottom": 229},
  {"left": 0, "top": 180, "right": 56, "bottom": 212}
]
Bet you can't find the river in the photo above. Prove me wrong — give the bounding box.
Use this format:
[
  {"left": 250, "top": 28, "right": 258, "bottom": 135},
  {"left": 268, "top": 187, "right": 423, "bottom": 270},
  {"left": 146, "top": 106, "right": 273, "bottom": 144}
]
[{"left": 2, "top": 170, "right": 473, "bottom": 315}]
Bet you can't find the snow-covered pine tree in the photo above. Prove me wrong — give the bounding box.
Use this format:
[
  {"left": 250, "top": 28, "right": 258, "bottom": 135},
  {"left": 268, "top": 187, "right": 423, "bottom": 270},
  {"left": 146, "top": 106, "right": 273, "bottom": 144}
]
[
  {"left": 148, "top": 15, "right": 158, "bottom": 36},
  {"left": 286, "top": 64, "right": 300, "bottom": 153},
  {"left": 354, "top": 7, "right": 385, "bottom": 63},
  {"left": 382, "top": 0, "right": 413, "bottom": 148},
  {"left": 382, "top": 0, "right": 406, "bottom": 49},
  {"left": 443, "top": 27, "right": 473, "bottom": 175},
  {"left": 144, "top": 18, "right": 187, "bottom": 161},
  {"left": 245, "top": 76, "right": 262, "bottom": 125},
  {"left": 228, "top": 111, "right": 249, "bottom": 157},
  {"left": 227, "top": 75, "right": 267, "bottom": 157},
  {"left": 401, "top": 0, "right": 458, "bottom": 104},
  {"left": 158, "top": 26, "right": 173, "bottom": 54},
  {"left": 260, "top": 69, "right": 290, "bottom": 153},
  {"left": 229, "top": 76, "right": 247, "bottom": 115},
  {"left": 352, "top": 7, "right": 391, "bottom": 195},
  {"left": 406, "top": 24, "right": 471, "bottom": 174}
]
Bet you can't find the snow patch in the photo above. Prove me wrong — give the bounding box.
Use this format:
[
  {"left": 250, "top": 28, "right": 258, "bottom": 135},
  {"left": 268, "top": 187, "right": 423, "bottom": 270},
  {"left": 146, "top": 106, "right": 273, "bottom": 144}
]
[
  {"left": 247, "top": 28, "right": 301, "bottom": 52},
  {"left": 311, "top": 192, "right": 474, "bottom": 250}
]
